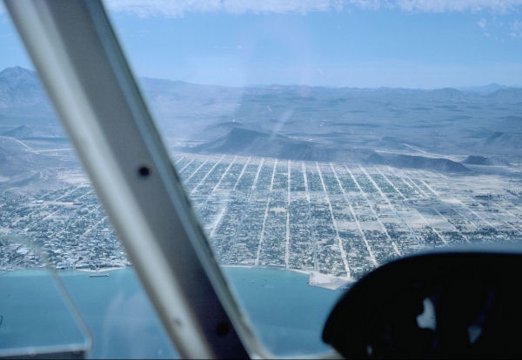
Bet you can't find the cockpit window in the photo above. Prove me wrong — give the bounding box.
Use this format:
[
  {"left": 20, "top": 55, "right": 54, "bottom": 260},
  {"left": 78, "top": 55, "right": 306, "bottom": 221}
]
[
  {"left": 101, "top": 0, "right": 522, "bottom": 355},
  {"left": 106, "top": 1, "right": 522, "bottom": 353},
  {"left": 2, "top": 0, "right": 522, "bottom": 357}
]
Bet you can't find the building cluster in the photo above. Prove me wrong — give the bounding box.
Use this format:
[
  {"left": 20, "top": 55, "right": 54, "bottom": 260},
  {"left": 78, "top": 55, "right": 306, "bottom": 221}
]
[{"left": 1, "top": 153, "right": 521, "bottom": 281}]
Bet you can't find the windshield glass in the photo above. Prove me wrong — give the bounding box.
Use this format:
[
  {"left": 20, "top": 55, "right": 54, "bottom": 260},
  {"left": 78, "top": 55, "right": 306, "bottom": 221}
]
[
  {"left": 103, "top": 0, "right": 522, "bottom": 355},
  {"left": 2, "top": 0, "right": 522, "bottom": 357}
]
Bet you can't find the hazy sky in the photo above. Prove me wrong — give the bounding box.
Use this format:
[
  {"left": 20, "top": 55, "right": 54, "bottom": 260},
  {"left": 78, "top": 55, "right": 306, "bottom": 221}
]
[{"left": 1, "top": 0, "right": 522, "bottom": 88}]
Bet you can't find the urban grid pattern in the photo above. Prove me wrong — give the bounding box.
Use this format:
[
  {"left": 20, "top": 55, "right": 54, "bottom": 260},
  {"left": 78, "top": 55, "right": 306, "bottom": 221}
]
[{"left": 1, "top": 153, "right": 522, "bottom": 281}]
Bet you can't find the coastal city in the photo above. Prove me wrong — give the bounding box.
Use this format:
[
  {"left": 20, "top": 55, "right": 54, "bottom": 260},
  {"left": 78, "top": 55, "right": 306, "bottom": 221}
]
[{"left": 1, "top": 153, "right": 521, "bottom": 282}]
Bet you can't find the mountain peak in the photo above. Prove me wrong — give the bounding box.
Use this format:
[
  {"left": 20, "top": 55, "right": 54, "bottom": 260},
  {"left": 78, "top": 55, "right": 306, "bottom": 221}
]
[
  {"left": 0, "top": 66, "right": 33, "bottom": 74},
  {"left": 0, "top": 66, "right": 48, "bottom": 110},
  {"left": 0, "top": 66, "right": 36, "bottom": 84}
]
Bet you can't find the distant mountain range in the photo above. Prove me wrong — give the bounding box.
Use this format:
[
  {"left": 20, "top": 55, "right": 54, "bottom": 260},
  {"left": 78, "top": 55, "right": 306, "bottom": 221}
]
[
  {"left": 191, "top": 127, "right": 347, "bottom": 162},
  {"left": 189, "top": 127, "right": 473, "bottom": 173},
  {"left": 0, "top": 67, "right": 54, "bottom": 119},
  {"left": 368, "top": 152, "right": 470, "bottom": 173},
  {"left": 462, "top": 155, "right": 511, "bottom": 166},
  {"left": 1, "top": 66, "right": 521, "bottom": 174},
  {"left": 0, "top": 66, "right": 41, "bottom": 107}
]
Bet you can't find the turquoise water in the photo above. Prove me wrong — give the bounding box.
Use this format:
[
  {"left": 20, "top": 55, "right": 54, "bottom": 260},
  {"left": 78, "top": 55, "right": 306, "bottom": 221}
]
[
  {"left": 225, "top": 267, "right": 343, "bottom": 356},
  {"left": 0, "top": 271, "right": 88, "bottom": 356},
  {"left": 0, "top": 267, "right": 343, "bottom": 358}
]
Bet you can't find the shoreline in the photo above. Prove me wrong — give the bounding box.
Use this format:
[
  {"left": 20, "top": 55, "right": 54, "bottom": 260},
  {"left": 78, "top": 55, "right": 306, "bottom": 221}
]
[
  {"left": 2, "top": 264, "right": 353, "bottom": 290},
  {"left": 222, "top": 264, "right": 353, "bottom": 290}
]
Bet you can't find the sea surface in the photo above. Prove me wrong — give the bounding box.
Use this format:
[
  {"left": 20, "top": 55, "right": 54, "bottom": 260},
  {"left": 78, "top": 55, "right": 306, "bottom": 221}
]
[{"left": 0, "top": 266, "right": 344, "bottom": 358}]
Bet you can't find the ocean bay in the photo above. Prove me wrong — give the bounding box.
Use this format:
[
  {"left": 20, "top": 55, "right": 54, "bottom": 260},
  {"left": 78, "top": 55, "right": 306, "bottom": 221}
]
[{"left": 0, "top": 266, "right": 342, "bottom": 358}]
